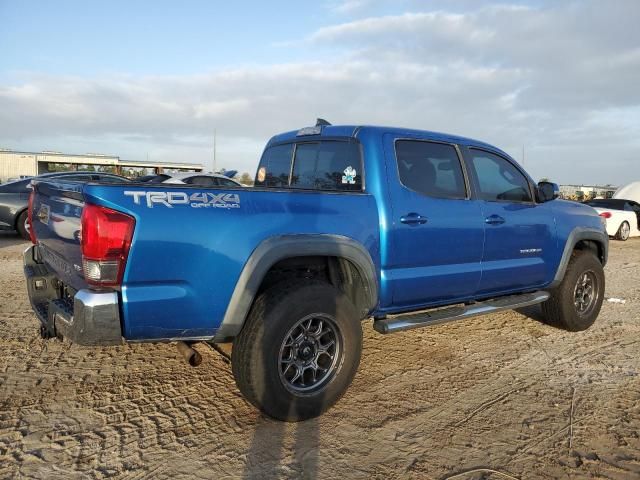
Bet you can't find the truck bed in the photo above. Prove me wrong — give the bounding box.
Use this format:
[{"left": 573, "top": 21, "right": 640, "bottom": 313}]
[{"left": 30, "top": 180, "right": 379, "bottom": 340}]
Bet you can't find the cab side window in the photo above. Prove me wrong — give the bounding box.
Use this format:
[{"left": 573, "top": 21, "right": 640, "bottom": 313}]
[
  {"left": 395, "top": 140, "right": 466, "bottom": 199},
  {"left": 469, "top": 149, "right": 532, "bottom": 202}
]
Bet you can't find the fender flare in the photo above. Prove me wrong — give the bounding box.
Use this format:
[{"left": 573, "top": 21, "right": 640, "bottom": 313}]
[
  {"left": 213, "top": 234, "right": 378, "bottom": 342},
  {"left": 549, "top": 227, "right": 608, "bottom": 288}
]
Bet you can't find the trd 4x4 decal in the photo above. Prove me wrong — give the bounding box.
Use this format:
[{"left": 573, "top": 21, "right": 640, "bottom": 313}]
[{"left": 124, "top": 191, "right": 240, "bottom": 209}]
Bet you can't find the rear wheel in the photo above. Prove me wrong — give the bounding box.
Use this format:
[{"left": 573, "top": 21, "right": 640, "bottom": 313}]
[
  {"left": 232, "top": 281, "right": 362, "bottom": 421},
  {"left": 542, "top": 250, "right": 604, "bottom": 331},
  {"left": 16, "top": 210, "right": 29, "bottom": 240},
  {"left": 616, "top": 221, "right": 630, "bottom": 241}
]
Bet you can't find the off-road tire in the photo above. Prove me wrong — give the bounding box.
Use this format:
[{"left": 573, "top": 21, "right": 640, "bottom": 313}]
[
  {"left": 615, "top": 221, "right": 630, "bottom": 241},
  {"left": 541, "top": 250, "right": 604, "bottom": 331},
  {"left": 16, "top": 210, "right": 29, "bottom": 240},
  {"left": 231, "top": 280, "right": 362, "bottom": 421}
]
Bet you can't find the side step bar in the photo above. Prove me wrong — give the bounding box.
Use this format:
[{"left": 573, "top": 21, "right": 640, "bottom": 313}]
[{"left": 373, "top": 291, "right": 550, "bottom": 334}]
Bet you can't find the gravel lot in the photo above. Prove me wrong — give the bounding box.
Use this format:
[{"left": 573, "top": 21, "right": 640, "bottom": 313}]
[{"left": 0, "top": 232, "right": 639, "bottom": 479}]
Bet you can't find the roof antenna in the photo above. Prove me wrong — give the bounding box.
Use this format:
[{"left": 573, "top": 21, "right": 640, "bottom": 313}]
[{"left": 316, "top": 118, "right": 331, "bottom": 127}]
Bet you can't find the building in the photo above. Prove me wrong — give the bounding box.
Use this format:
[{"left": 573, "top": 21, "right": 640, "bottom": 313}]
[
  {"left": 0, "top": 149, "right": 203, "bottom": 183},
  {"left": 559, "top": 184, "right": 617, "bottom": 201}
]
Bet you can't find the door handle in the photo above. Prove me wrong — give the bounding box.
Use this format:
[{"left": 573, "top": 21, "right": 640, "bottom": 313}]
[
  {"left": 485, "top": 214, "right": 505, "bottom": 225},
  {"left": 400, "top": 213, "right": 428, "bottom": 225}
]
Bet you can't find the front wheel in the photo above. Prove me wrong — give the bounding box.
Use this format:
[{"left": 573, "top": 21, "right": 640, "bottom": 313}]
[
  {"left": 231, "top": 281, "right": 363, "bottom": 421},
  {"left": 541, "top": 250, "right": 605, "bottom": 331},
  {"left": 616, "top": 221, "right": 630, "bottom": 241}
]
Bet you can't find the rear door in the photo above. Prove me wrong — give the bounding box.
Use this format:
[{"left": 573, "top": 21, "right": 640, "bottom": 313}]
[
  {"left": 384, "top": 135, "right": 485, "bottom": 308},
  {"left": 464, "top": 148, "right": 556, "bottom": 295}
]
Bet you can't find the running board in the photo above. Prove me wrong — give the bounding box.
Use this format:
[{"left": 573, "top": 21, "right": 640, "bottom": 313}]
[{"left": 373, "top": 291, "right": 550, "bottom": 334}]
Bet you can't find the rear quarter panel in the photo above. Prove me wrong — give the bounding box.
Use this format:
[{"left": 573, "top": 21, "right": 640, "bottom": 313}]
[{"left": 83, "top": 185, "right": 380, "bottom": 340}]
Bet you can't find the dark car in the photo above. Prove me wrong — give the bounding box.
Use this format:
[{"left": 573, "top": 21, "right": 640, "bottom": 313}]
[{"left": 0, "top": 171, "right": 130, "bottom": 239}]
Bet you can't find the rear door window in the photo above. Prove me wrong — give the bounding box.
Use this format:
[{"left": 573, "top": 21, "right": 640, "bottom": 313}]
[{"left": 395, "top": 140, "right": 467, "bottom": 199}]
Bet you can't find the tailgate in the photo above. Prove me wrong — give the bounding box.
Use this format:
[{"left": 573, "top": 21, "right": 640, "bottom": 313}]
[{"left": 31, "top": 180, "right": 87, "bottom": 291}]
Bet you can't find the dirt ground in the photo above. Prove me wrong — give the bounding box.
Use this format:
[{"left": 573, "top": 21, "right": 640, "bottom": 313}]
[{"left": 0, "top": 232, "right": 638, "bottom": 480}]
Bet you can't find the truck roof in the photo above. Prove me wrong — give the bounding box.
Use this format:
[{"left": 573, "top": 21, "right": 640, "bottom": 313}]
[{"left": 267, "top": 124, "right": 510, "bottom": 159}]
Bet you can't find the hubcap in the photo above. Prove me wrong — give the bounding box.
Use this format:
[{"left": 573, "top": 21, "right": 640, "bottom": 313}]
[
  {"left": 621, "top": 222, "right": 630, "bottom": 239},
  {"left": 278, "top": 314, "right": 342, "bottom": 394},
  {"left": 574, "top": 271, "right": 598, "bottom": 316}
]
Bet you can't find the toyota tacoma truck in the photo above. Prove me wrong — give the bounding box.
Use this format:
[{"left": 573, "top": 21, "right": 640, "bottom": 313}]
[{"left": 23, "top": 122, "right": 608, "bottom": 421}]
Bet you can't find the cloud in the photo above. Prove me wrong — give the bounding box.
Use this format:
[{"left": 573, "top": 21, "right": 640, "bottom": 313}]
[{"left": 1, "top": 0, "right": 639, "bottom": 184}]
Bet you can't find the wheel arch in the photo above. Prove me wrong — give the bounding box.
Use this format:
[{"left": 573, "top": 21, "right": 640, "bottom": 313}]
[
  {"left": 214, "top": 234, "right": 378, "bottom": 342},
  {"left": 549, "top": 227, "right": 608, "bottom": 288}
]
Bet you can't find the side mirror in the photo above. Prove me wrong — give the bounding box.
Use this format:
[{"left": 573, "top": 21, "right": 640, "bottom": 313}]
[{"left": 537, "top": 181, "right": 559, "bottom": 202}]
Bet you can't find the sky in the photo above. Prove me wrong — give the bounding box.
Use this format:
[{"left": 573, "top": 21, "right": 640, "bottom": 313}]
[{"left": 1, "top": 0, "right": 639, "bottom": 184}]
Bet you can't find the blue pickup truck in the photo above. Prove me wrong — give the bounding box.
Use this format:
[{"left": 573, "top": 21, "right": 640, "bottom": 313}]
[{"left": 24, "top": 122, "right": 608, "bottom": 421}]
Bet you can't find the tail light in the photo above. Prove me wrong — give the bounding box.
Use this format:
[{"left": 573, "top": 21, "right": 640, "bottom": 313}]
[
  {"left": 598, "top": 212, "right": 612, "bottom": 219},
  {"left": 27, "top": 189, "right": 37, "bottom": 244},
  {"left": 81, "top": 204, "right": 135, "bottom": 287}
]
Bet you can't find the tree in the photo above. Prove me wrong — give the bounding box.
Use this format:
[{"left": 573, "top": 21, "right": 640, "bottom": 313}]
[{"left": 239, "top": 172, "right": 254, "bottom": 186}]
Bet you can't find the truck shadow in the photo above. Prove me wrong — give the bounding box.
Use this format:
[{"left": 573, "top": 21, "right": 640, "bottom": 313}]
[
  {"left": 242, "top": 335, "right": 324, "bottom": 480},
  {"left": 516, "top": 304, "right": 564, "bottom": 330},
  {"left": 242, "top": 294, "right": 332, "bottom": 479},
  {"left": 243, "top": 414, "right": 320, "bottom": 479}
]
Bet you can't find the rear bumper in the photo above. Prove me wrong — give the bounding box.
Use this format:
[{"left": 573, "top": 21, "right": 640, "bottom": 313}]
[{"left": 23, "top": 245, "right": 123, "bottom": 346}]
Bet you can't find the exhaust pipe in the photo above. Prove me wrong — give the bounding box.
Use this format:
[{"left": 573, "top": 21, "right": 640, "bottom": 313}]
[{"left": 176, "top": 341, "right": 202, "bottom": 367}]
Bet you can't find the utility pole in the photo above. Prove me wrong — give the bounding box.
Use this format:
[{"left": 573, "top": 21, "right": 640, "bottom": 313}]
[{"left": 213, "top": 129, "right": 217, "bottom": 173}]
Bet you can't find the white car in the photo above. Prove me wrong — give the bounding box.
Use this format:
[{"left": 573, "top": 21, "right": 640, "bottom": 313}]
[
  {"left": 162, "top": 172, "right": 243, "bottom": 187},
  {"left": 585, "top": 199, "right": 640, "bottom": 241}
]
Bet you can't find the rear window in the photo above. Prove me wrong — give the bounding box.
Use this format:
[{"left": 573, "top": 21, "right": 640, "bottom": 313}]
[
  {"left": 256, "top": 143, "right": 294, "bottom": 188},
  {"left": 0, "top": 179, "right": 30, "bottom": 193},
  {"left": 255, "top": 140, "right": 362, "bottom": 191}
]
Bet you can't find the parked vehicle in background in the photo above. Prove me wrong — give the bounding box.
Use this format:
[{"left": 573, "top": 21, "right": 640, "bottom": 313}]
[
  {"left": 135, "top": 172, "right": 242, "bottom": 186},
  {"left": 0, "top": 171, "right": 130, "bottom": 239},
  {"left": 585, "top": 199, "right": 640, "bottom": 241},
  {"left": 614, "top": 181, "right": 640, "bottom": 204},
  {"left": 135, "top": 174, "right": 170, "bottom": 183},
  {"left": 23, "top": 122, "right": 608, "bottom": 421},
  {"left": 161, "top": 172, "right": 243, "bottom": 187}
]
